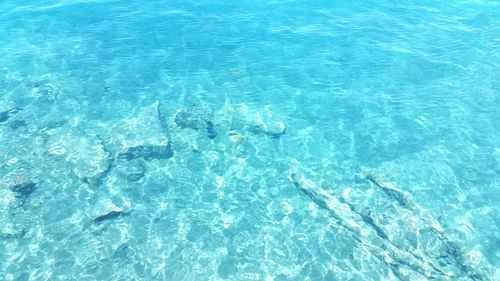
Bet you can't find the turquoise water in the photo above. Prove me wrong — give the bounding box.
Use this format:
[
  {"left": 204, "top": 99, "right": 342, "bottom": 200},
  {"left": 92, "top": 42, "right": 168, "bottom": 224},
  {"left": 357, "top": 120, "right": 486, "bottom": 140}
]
[{"left": 1, "top": 0, "right": 499, "bottom": 280}]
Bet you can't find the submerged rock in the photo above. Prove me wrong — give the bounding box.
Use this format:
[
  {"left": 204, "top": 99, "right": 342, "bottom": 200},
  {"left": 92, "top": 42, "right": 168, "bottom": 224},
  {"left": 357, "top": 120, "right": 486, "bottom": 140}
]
[
  {"left": 364, "top": 172, "right": 412, "bottom": 209},
  {"left": 94, "top": 210, "right": 123, "bottom": 223},
  {"left": 112, "top": 102, "right": 170, "bottom": 148},
  {"left": 174, "top": 108, "right": 218, "bottom": 139},
  {"left": 217, "top": 102, "right": 286, "bottom": 138},
  {"left": 115, "top": 160, "right": 147, "bottom": 182},
  {"left": 47, "top": 132, "right": 112, "bottom": 185},
  {"left": 289, "top": 168, "right": 496, "bottom": 280},
  {"left": 126, "top": 170, "right": 145, "bottom": 182},
  {"left": 32, "top": 84, "right": 54, "bottom": 97},
  {"left": 90, "top": 197, "right": 132, "bottom": 224},
  {"left": 206, "top": 120, "right": 217, "bottom": 139},
  {"left": 2, "top": 172, "right": 38, "bottom": 198},
  {"left": 174, "top": 109, "right": 206, "bottom": 130},
  {"left": 118, "top": 143, "right": 173, "bottom": 161},
  {"left": 0, "top": 108, "right": 22, "bottom": 123},
  {"left": 108, "top": 102, "right": 174, "bottom": 161},
  {"left": 0, "top": 229, "right": 28, "bottom": 240},
  {"left": 9, "top": 120, "right": 27, "bottom": 129},
  {"left": 10, "top": 182, "right": 37, "bottom": 197},
  {"left": 157, "top": 100, "right": 170, "bottom": 131},
  {"left": 41, "top": 119, "right": 66, "bottom": 131}
]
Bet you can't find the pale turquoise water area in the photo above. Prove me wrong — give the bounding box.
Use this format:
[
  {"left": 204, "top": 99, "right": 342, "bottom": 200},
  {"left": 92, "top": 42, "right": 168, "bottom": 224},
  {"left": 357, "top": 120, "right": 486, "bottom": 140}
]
[{"left": 0, "top": 0, "right": 499, "bottom": 280}]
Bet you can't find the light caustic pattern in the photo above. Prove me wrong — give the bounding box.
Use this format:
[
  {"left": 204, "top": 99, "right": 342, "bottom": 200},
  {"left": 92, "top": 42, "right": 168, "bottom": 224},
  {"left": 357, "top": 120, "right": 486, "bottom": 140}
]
[{"left": 0, "top": 0, "right": 499, "bottom": 280}]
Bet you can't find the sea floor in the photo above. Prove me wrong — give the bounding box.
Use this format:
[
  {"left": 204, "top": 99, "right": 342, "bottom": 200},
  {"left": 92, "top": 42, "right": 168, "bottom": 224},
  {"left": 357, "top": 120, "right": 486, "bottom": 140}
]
[{"left": 1, "top": 1, "right": 499, "bottom": 280}]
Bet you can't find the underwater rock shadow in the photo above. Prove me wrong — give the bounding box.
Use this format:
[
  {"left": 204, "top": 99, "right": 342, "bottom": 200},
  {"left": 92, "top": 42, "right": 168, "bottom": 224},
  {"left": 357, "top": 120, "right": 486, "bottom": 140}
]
[
  {"left": 117, "top": 143, "right": 173, "bottom": 161},
  {"left": 288, "top": 168, "right": 495, "bottom": 281},
  {"left": 0, "top": 107, "right": 22, "bottom": 123},
  {"left": 173, "top": 108, "right": 218, "bottom": 139}
]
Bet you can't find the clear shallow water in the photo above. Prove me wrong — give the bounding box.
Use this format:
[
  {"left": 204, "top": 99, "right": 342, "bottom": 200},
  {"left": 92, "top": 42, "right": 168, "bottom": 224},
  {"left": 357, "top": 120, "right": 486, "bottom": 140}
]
[{"left": 0, "top": 0, "right": 499, "bottom": 280}]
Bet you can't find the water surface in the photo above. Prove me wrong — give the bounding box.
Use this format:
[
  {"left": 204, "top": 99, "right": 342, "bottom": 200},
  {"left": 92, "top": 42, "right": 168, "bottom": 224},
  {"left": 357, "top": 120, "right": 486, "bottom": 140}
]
[{"left": 0, "top": 1, "right": 499, "bottom": 280}]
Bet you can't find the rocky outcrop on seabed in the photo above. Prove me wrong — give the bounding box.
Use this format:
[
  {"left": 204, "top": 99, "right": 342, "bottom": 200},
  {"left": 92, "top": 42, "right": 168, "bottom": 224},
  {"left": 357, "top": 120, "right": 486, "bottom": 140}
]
[
  {"left": 288, "top": 168, "right": 495, "bottom": 281},
  {"left": 0, "top": 107, "right": 22, "bottom": 123},
  {"left": 46, "top": 131, "right": 112, "bottom": 185},
  {"left": 216, "top": 101, "right": 286, "bottom": 138},
  {"left": 106, "top": 101, "right": 173, "bottom": 161}
]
